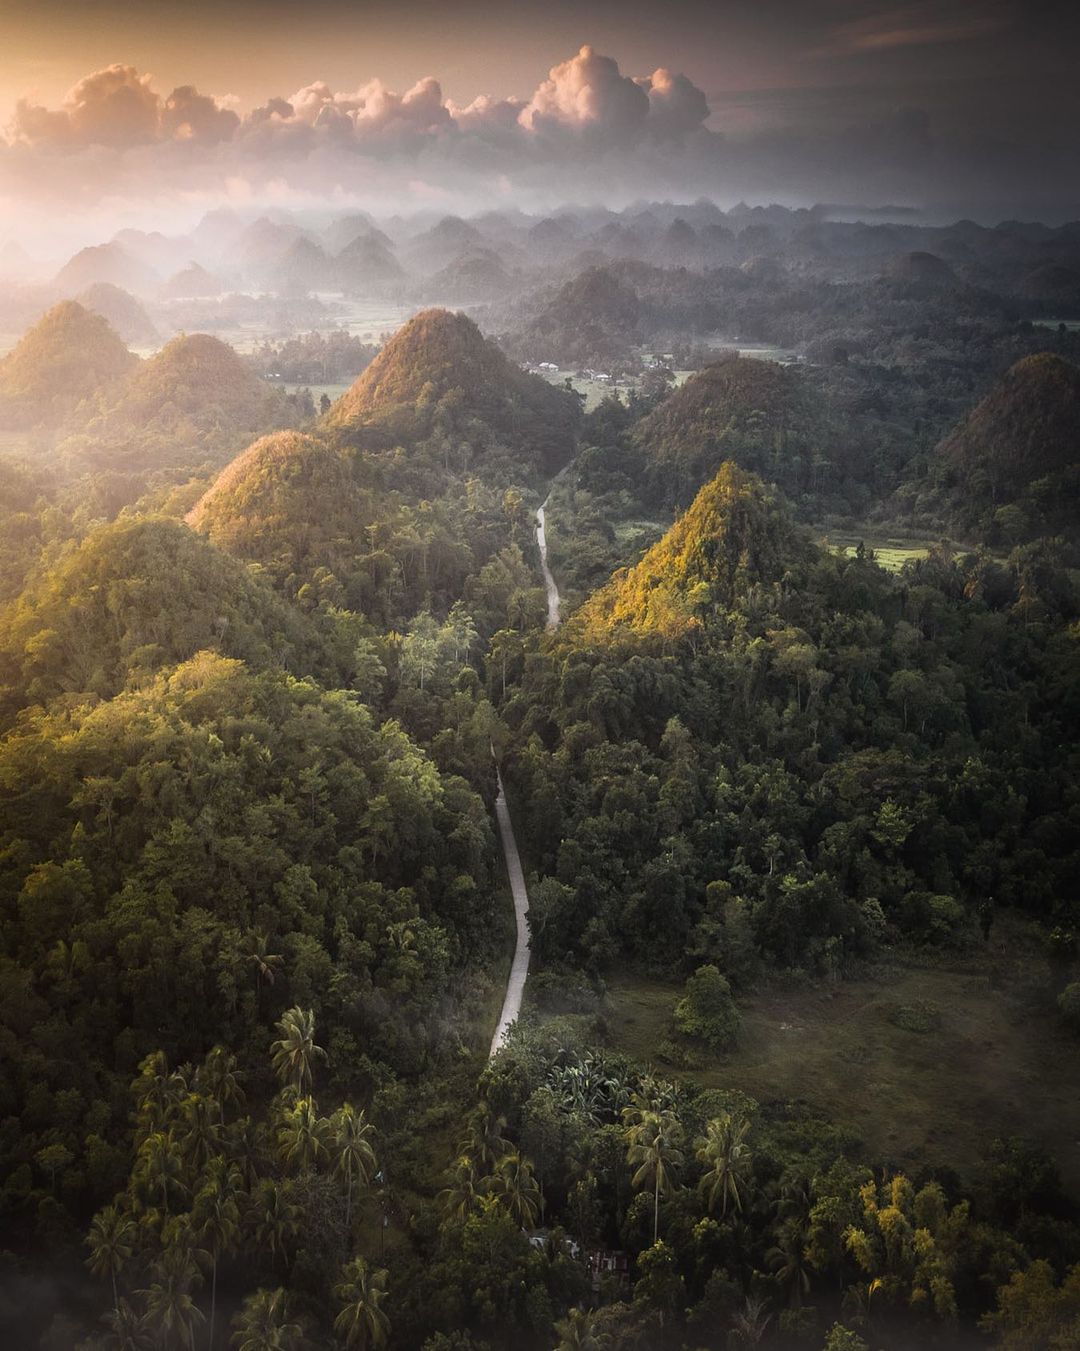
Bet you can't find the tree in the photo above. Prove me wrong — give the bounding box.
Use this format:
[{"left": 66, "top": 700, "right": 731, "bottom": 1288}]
[
  {"left": 624, "top": 1108, "right": 683, "bottom": 1243},
  {"left": 333, "top": 1257, "right": 391, "bottom": 1350},
  {"left": 488, "top": 1152, "right": 541, "bottom": 1229},
  {"left": 87, "top": 1203, "right": 137, "bottom": 1317},
  {"left": 270, "top": 1007, "right": 327, "bottom": 1096},
  {"left": 250, "top": 1178, "right": 300, "bottom": 1272},
  {"left": 332, "top": 1103, "right": 377, "bottom": 1230},
  {"left": 438, "top": 1156, "right": 482, "bottom": 1224},
  {"left": 199, "top": 1046, "right": 245, "bottom": 1125},
  {"left": 767, "top": 1216, "right": 813, "bottom": 1307},
  {"left": 674, "top": 965, "right": 740, "bottom": 1050},
  {"left": 697, "top": 1114, "right": 753, "bottom": 1218},
  {"left": 140, "top": 1243, "right": 205, "bottom": 1351},
  {"left": 231, "top": 1288, "right": 304, "bottom": 1351},
  {"left": 278, "top": 1096, "right": 330, "bottom": 1176},
  {"left": 553, "top": 1307, "right": 601, "bottom": 1351},
  {"left": 193, "top": 1169, "right": 241, "bottom": 1349}
]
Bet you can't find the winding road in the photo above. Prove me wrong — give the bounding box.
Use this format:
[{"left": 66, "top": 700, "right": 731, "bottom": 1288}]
[{"left": 488, "top": 486, "right": 561, "bottom": 1057}]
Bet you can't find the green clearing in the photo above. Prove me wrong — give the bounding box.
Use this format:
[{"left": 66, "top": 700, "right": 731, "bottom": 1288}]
[
  {"left": 588, "top": 914, "right": 1080, "bottom": 1190},
  {"left": 822, "top": 530, "right": 936, "bottom": 571}
]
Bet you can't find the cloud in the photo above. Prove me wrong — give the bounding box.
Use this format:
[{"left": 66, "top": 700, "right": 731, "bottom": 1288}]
[
  {"left": 518, "top": 45, "right": 650, "bottom": 147},
  {"left": 162, "top": 85, "right": 241, "bottom": 144},
  {"left": 639, "top": 68, "right": 712, "bottom": 140}
]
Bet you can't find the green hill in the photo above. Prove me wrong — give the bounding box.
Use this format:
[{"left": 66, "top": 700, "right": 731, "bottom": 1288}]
[
  {"left": 61, "top": 332, "right": 297, "bottom": 473},
  {"left": 74, "top": 283, "right": 159, "bottom": 346},
  {"left": 633, "top": 354, "right": 818, "bottom": 507},
  {"left": 0, "top": 301, "right": 136, "bottom": 430},
  {"left": 933, "top": 352, "right": 1080, "bottom": 539},
  {"left": 188, "top": 430, "right": 374, "bottom": 583},
  {"left": 0, "top": 516, "right": 330, "bottom": 708},
  {"left": 567, "top": 461, "right": 807, "bottom": 645},
  {"left": 322, "top": 307, "right": 579, "bottom": 475}
]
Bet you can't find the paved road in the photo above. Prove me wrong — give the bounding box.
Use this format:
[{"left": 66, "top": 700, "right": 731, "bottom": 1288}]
[{"left": 488, "top": 488, "right": 562, "bottom": 1057}]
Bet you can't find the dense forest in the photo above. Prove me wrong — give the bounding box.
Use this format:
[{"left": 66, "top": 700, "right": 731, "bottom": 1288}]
[{"left": 1, "top": 201, "right": 1080, "bottom": 1351}]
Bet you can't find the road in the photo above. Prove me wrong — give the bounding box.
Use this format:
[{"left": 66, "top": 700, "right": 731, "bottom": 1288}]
[{"left": 488, "top": 488, "right": 561, "bottom": 1057}]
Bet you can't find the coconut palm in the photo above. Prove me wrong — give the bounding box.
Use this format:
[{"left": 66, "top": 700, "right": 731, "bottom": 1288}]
[
  {"left": 459, "top": 1102, "right": 509, "bottom": 1174},
  {"left": 437, "top": 1155, "right": 481, "bottom": 1224},
  {"left": 553, "top": 1306, "right": 601, "bottom": 1351},
  {"left": 231, "top": 1287, "right": 304, "bottom": 1351},
  {"left": 624, "top": 1108, "right": 684, "bottom": 1243},
  {"left": 697, "top": 1113, "right": 754, "bottom": 1218},
  {"left": 140, "top": 1242, "right": 204, "bottom": 1351},
  {"left": 135, "top": 1131, "right": 187, "bottom": 1217},
  {"left": 101, "top": 1297, "right": 152, "bottom": 1351},
  {"left": 249, "top": 1178, "right": 300, "bottom": 1273},
  {"left": 270, "top": 1007, "right": 326, "bottom": 1096},
  {"left": 198, "top": 1046, "right": 245, "bottom": 1126},
  {"left": 489, "top": 1152, "right": 541, "bottom": 1229},
  {"left": 332, "top": 1103, "right": 377, "bottom": 1230},
  {"left": 767, "top": 1216, "right": 813, "bottom": 1307},
  {"left": 278, "top": 1096, "right": 330, "bottom": 1175},
  {"left": 193, "top": 1172, "right": 241, "bottom": 1349},
  {"left": 333, "top": 1257, "right": 390, "bottom": 1350},
  {"left": 730, "top": 1293, "right": 772, "bottom": 1347},
  {"left": 178, "top": 1093, "right": 222, "bottom": 1175},
  {"left": 87, "top": 1203, "right": 136, "bottom": 1317},
  {"left": 245, "top": 931, "right": 284, "bottom": 1004}
]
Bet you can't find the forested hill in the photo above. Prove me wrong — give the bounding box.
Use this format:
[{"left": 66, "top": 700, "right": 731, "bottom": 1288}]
[
  {"left": 0, "top": 302, "right": 136, "bottom": 430},
  {"left": 632, "top": 356, "right": 819, "bottom": 509},
  {"left": 930, "top": 352, "right": 1080, "bottom": 540},
  {"left": 59, "top": 333, "right": 298, "bottom": 474},
  {"left": 566, "top": 462, "right": 810, "bottom": 645},
  {"left": 322, "top": 307, "right": 580, "bottom": 475}
]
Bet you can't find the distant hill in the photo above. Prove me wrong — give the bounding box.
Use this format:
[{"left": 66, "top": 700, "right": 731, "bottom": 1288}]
[
  {"left": 335, "top": 234, "right": 405, "bottom": 291},
  {"left": 0, "top": 516, "right": 329, "bottom": 707},
  {"left": 188, "top": 431, "right": 374, "bottom": 584},
  {"left": 74, "top": 283, "right": 159, "bottom": 346},
  {"left": 0, "top": 301, "right": 136, "bottom": 430},
  {"left": 930, "top": 352, "right": 1080, "bottom": 539},
  {"left": 322, "top": 307, "right": 579, "bottom": 475},
  {"left": 888, "top": 250, "right": 956, "bottom": 287},
  {"left": 162, "top": 262, "right": 225, "bottom": 299},
  {"left": 567, "top": 461, "right": 807, "bottom": 645},
  {"left": 633, "top": 355, "right": 817, "bottom": 508},
  {"left": 61, "top": 332, "right": 297, "bottom": 472},
  {"left": 425, "top": 250, "right": 512, "bottom": 301},
  {"left": 53, "top": 242, "right": 159, "bottom": 295},
  {"left": 506, "top": 266, "right": 641, "bottom": 369}
]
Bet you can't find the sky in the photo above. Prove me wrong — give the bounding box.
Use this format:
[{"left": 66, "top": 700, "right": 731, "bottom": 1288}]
[{"left": 1, "top": 0, "right": 1077, "bottom": 247}]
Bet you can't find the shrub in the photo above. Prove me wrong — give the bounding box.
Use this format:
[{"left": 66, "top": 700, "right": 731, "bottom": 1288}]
[
  {"left": 1058, "top": 982, "right": 1080, "bottom": 1033},
  {"left": 673, "top": 964, "right": 740, "bottom": 1051}
]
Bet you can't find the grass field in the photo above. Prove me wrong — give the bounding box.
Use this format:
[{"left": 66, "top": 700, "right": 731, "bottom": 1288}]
[
  {"left": 591, "top": 914, "right": 1080, "bottom": 1190},
  {"left": 822, "top": 531, "right": 936, "bottom": 572}
]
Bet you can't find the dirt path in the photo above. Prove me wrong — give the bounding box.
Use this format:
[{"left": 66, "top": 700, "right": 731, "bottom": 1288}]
[{"left": 489, "top": 487, "right": 563, "bottom": 1057}]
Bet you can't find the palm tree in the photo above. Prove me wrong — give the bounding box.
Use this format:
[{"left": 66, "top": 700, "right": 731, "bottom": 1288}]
[
  {"left": 198, "top": 1047, "right": 245, "bottom": 1126},
  {"left": 270, "top": 1008, "right": 326, "bottom": 1096},
  {"left": 193, "top": 1175, "right": 241, "bottom": 1349},
  {"left": 625, "top": 1108, "right": 684, "bottom": 1244},
  {"left": 488, "top": 1152, "right": 541, "bottom": 1229},
  {"left": 136, "top": 1131, "right": 187, "bottom": 1217},
  {"left": 245, "top": 931, "right": 284, "bottom": 1006},
  {"left": 102, "top": 1297, "right": 152, "bottom": 1351},
  {"left": 767, "top": 1216, "right": 813, "bottom": 1307},
  {"left": 278, "top": 1096, "right": 330, "bottom": 1176},
  {"left": 332, "top": 1103, "right": 377, "bottom": 1230},
  {"left": 134, "top": 1052, "right": 187, "bottom": 1141},
  {"left": 459, "top": 1102, "right": 509, "bottom": 1174},
  {"left": 730, "top": 1293, "right": 772, "bottom": 1347},
  {"left": 140, "top": 1243, "right": 204, "bottom": 1351},
  {"left": 231, "top": 1288, "right": 304, "bottom": 1351},
  {"left": 697, "top": 1114, "right": 753, "bottom": 1218},
  {"left": 87, "top": 1203, "right": 136, "bottom": 1317},
  {"left": 553, "top": 1306, "right": 601, "bottom": 1351},
  {"left": 333, "top": 1258, "right": 390, "bottom": 1350},
  {"left": 178, "top": 1094, "right": 222, "bottom": 1175},
  {"left": 437, "top": 1155, "right": 481, "bottom": 1224},
  {"left": 249, "top": 1178, "right": 300, "bottom": 1273}
]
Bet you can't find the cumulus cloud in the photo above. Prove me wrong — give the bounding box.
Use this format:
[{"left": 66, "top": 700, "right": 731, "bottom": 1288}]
[
  {"left": 518, "top": 45, "right": 650, "bottom": 147},
  {"left": 162, "top": 86, "right": 241, "bottom": 145},
  {"left": 639, "top": 68, "right": 711, "bottom": 140}
]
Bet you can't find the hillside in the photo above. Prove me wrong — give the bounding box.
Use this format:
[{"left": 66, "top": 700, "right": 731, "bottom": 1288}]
[
  {"left": 0, "top": 516, "right": 331, "bottom": 709},
  {"left": 62, "top": 332, "right": 297, "bottom": 472},
  {"left": 188, "top": 430, "right": 375, "bottom": 582},
  {"left": 335, "top": 233, "right": 405, "bottom": 290},
  {"left": 633, "top": 354, "right": 817, "bottom": 507},
  {"left": 53, "top": 241, "right": 159, "bottom": 294},
  {"left": 322, "top": 307, "right": 579, "bottom": 475},
  {"left": 932, "top": 352, "right": 1080, "bottom": 538},
  {"left": 74, "top": 282, "right": 160, "bottom": 346},
  {"left": 567, "top": 461, "right": 806, "bottom": 645},
  {"left": 506, "top": 266, "right": 641, "bottom": 369},
  {"left": 0, "top": 301, "right": 136, "bottom": 430}
]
